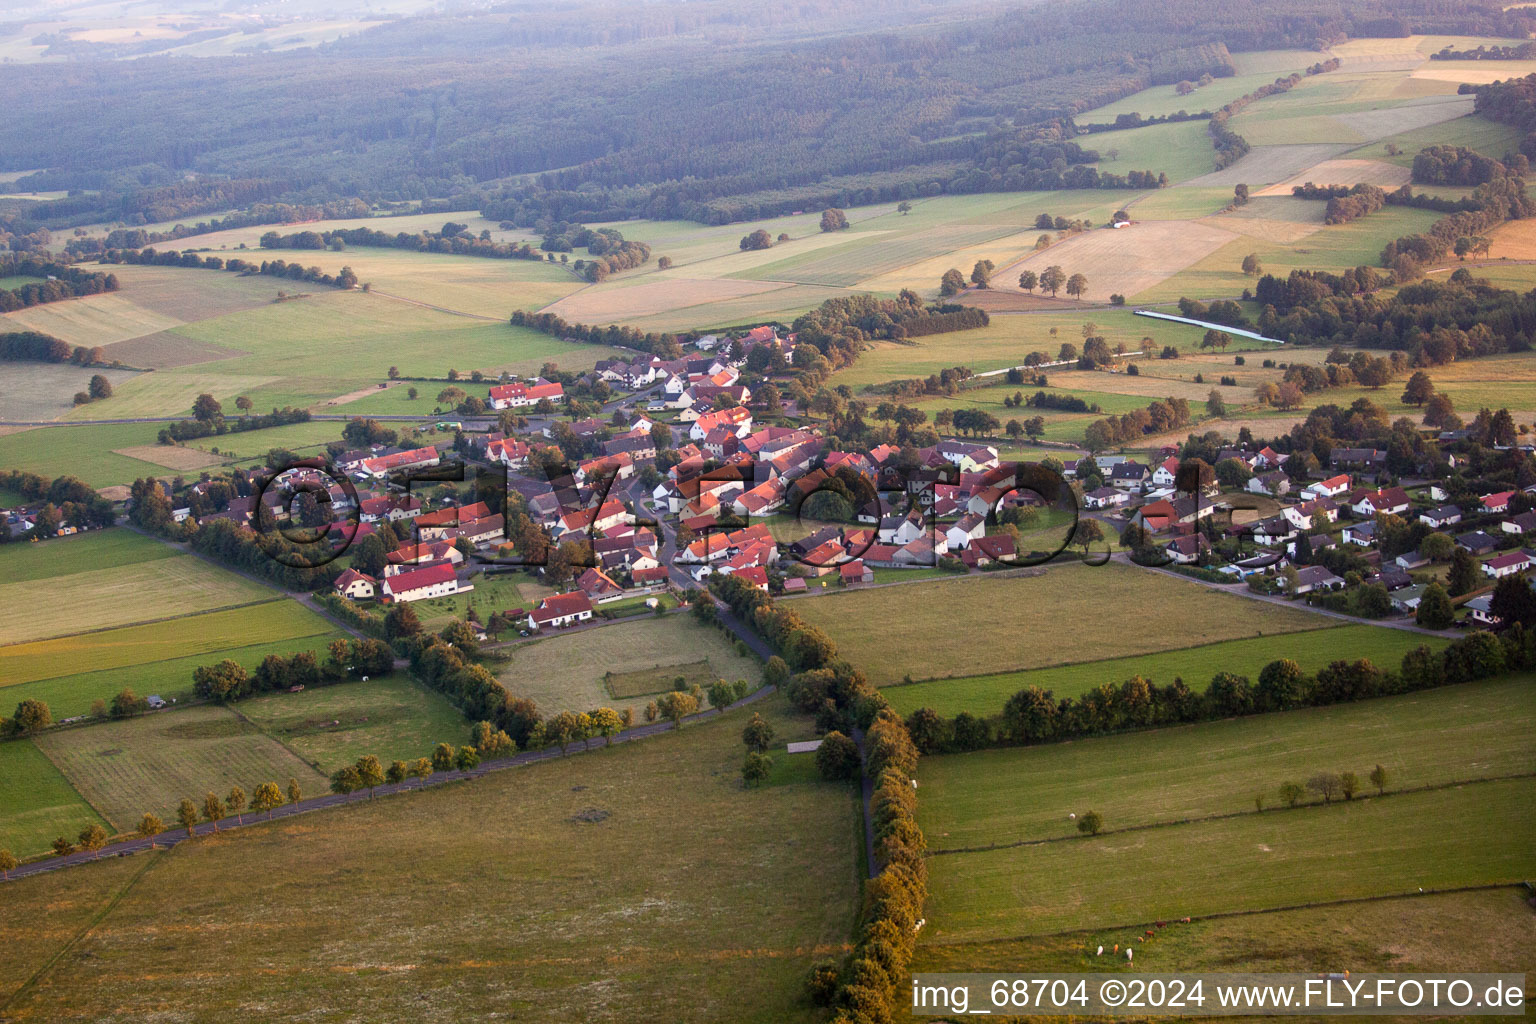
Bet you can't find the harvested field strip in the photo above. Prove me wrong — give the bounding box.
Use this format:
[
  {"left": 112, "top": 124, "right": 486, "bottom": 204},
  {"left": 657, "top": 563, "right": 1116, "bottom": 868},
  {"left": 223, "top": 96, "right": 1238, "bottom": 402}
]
[
  {"left": 1177, "top": 144, "right": 1350, "bottom": 189},
  {"left": 34, "top": 704, "right": 329, "bottom": 830},
  {"left": 793, "top": 561, "right": 1329, "bottom": 685},
  {"left": 0, "top": 556, "right": 276, "bottom": 646},
  {"left": 540, "top": 277, "right": 786, "bottom": 322},
  {"left": 916, "top": 674, "right": 1536, "bottom": 849},
  {"left": 909, "top": 888, "right": 1536, "bottom": 978},
  {"left": 0, "top": 600, "right": 335, "bottom": 687},
  {"left": 882, "top": 623, "right": 1445, "bottom": 717},
  {"left": 1253, "top": 158, "right": 1412, "bottom": 197},
  {"left": 923, "top": 777, "right": 1536, "bottom": 942},
  {"left": 995, "top": 221, "right": 1237, "bottom": 303},
  {"left": 1, "top": 293, "right": 184, "bottom": 349},
  {"left": 2, "top": 631, "right": 351, "bottom": 721},
  {"left": 1, "top": 530, "right": 176, "bottom": 585}
]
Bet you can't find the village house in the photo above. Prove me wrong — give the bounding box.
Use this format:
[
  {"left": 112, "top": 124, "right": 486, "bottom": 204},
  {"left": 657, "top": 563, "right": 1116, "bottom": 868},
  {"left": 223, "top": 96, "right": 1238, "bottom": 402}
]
[
  {"left": 1482, "top": 490, "right": 1515, "bottom": 514},
  {"left": 385, "top": 541, "right": 463, "bottom": 572},
  {"left": 733, "top": 565, "right": 770, "bottom": 590},
  {"left": 489, "top": 379, "right": 565, "bottom": 409},
  {"left": 1105, "top": 461, "right": 1146, "bottom": 492},
  {"left": 959, "top": 532, "right": 1017, "bottom": 568},
  {"left": 1349, "top": 486, "right": 1410, "bottom": 518},
  {"left": 380, "top": 562, "right": 461, "bottom": 603},
  {"left": 1419, "top": 504, "right": 1462, "bottom": 529},
  {"left": 1300, "top": 474, "right": 1350, "bottom": 501},
  {"left": 1083, "top": 486, "right": 1127, "bottom": 510},
  {"left": 1341, "top": 521, "right": 1377, "bottom": 547},
  {"left": 359, "top": 494, "right": 424, "bottom": 522},
  {"left": 360, "top": 446, "right": 440, "bottom": 478},
  {"left": 1282, "top": 497, "right": 1339, "bottom": 530},
  {"left": 1482, "top": 550, "right": 1532, "bottom": 579},
  {"left": 1330, "top": 447, "right": 1385, "bottom": 472},
  {"left": 576, "top": 566, "right": 625, "bottom": 602},
  {"left": 1457, "top": 530, "right": 1500, "bottom": 556},
  {"left": 1503, "top": 510, "right": 1536, "bottom": 535},
  {"left": 1246, "top": 471, "right": 1290, "bottom": 497},
  {"left": 529, "top": 591, "right": 594, "bottom": 630},
  {"left": 1165, "top": 532, "right": 1211, "bottom": 565},
  {"left": 1290, "top": 564, "right": 1344, "bottom": 596},
  {"left": 333, "top": 568, "right": 377, "bottom": 601},
  {"left": 944, "top": 513, "right": 986, "bottom": 550},
  {"left": 1246, "top": 515, "right": 1296, "bottom": 546},
  {"left": 936, "top": 441, "right": 999, "bottom": 473},
  {"left": 689, "top": 405, "right": 753, "bottom": 442},
  {"left": 1466, "top": 593, "right": 1501, "bottom": 627},
  {"left": 486, "top": 438, "right": 533, "bottom": 467}
]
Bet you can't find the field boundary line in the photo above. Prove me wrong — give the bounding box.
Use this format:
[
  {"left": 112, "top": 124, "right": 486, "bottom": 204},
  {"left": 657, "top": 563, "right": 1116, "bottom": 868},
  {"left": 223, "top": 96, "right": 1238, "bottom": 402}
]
[
  {"left": 925, "top": 771, "right": 1536, "bottom": 856},
  {"left": 924, "top": 882, "right": 1528, "bottom": 946},
  {"left": 363, "top": 288, "right": 504, "bottom": 321},
  {"left": 879, "top": 623, "right": 1348, "bottom": 691},
  {"left": 30, "top": 730, "right": 131, "bottom": 833},
  {"left": 0, "top": 847, "right": 164, "bottom": 1014},
  {"left": 0, "top": 596, "right": 287, "bottom": 650},
  {"left": 220, "top": 700, "right": 327, "bottom": 776}
]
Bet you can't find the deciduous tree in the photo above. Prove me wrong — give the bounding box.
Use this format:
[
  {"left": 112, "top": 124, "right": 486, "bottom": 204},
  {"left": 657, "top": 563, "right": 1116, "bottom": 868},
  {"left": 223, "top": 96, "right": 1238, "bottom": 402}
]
[
  {"left": 742, "top": 751, "right": 773, "bottom": 787},
  {"left": 742, "top": 711, "right": 774, "bottom": 754},
  {"left": 226, "top": 785, "right": 246, "bottom": 823},
  {"left": 178, "top": 798, "right": 199, "bottom": 834},
  {"left": 355, "top": 755, "right": 385, "bottom": 797},
  {"left": 203, "top": 792, "right": 224, "bottom": 830},
  {"left": 252, "top": 781, "right": 284, "bottom": 819}
]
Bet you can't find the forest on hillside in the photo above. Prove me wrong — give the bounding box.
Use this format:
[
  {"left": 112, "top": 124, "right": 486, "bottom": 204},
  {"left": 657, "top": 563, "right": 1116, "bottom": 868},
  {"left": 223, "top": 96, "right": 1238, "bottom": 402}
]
[{"left": 0, "top": 0, "right": 1530, "bottom": 232}]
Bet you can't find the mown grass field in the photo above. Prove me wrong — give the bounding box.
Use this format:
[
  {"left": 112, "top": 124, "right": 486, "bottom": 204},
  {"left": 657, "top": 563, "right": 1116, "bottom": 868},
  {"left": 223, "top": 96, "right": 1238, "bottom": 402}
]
[
  {"left": 1085, "top": 50, "right": 1327, "bottom": 121},
  {"left": 2, "top": 630, "right": 351, "bottom": 721},
  {"left": 0, "top": 738, "right": 109, "bottom": 859},
  {"left": 496, "top": 614, "right": 761, "bottom": 717},
  {"left": 235, "top": 676, "right": 470, "bottom": 774},
  {"left": 0, "top": 853, "right": 151, "bottom": 1004},
  {"left": 883, "top": 623, "right": 1447, "bottom": 717},
  {"left": 0, "top": 553, "right": 275, "bottom": 646},
  {"left": 0, "top": 599, "right": 337, "bottom": 687},
  {"left": 925, "top": 776, "right": 1535, "bottom": 942},
  {"left": 793, "top": 562, "right": 1328, "bottom": 685},
  {"left": 2, "top": 701, "right": 861, "bottom": 1024},
  {"left": 0, "top": 423, "right": 174, "bottom": 487},
  {"left": 33, "top": 704, "right": 328, "bottom": 832},
  {"left": 606, "top": 659, "right": 718, "bottom": 699},
  {"left": 916, "top": 673, "right": 1535, "bottom": 850},
  {"left": 79, "top": 289, "right": 624, "bottom": 418},
  {"left": 825, "top": 307, "right": 1250, "bottom": 394},
  {"left": 1, "top": 530, "right": 175, "bottom": 584},
  {"left": 905, "top": 888, "right": 1535, "bottom": 998},
  {"left": 0, "top": 362, "right": 143, "bottom": 422}
]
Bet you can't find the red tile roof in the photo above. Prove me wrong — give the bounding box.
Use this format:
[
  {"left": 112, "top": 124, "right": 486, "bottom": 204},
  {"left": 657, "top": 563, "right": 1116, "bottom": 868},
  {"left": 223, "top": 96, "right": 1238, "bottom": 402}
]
[
  {"left": 531, "top": 591, "right": 594, "bottom": 624},
  {"left": 381, "top": 561, "right": 457, "bottom": 598}
]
